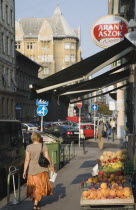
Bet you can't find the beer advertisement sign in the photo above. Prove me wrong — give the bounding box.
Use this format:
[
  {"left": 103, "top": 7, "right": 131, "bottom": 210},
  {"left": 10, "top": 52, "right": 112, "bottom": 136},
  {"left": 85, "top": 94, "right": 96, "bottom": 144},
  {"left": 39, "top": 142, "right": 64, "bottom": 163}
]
[{"left": 91, "top": 15, "right": 128, "bottom": 48}]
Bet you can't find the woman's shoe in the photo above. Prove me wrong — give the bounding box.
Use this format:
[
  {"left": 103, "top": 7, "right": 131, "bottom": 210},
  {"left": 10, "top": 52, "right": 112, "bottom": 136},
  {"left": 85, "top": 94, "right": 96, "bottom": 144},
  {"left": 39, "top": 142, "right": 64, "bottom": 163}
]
[{"left": 33, "top": 205, "right": 40, "bottom": 210}]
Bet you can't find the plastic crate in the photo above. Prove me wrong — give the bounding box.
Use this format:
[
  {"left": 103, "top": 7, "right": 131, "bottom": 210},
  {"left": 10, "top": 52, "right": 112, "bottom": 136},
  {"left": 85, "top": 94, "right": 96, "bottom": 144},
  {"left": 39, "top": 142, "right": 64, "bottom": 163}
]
[{"left": 124, "top": 161, "right": 134, "bottom": 174}]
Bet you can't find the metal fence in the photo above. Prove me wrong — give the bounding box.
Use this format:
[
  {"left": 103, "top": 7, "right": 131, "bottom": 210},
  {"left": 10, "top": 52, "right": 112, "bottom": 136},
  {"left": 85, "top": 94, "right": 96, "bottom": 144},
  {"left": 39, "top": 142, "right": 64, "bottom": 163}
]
[{"left": 60, "top": 141, "right": 75, "bottom": 167}]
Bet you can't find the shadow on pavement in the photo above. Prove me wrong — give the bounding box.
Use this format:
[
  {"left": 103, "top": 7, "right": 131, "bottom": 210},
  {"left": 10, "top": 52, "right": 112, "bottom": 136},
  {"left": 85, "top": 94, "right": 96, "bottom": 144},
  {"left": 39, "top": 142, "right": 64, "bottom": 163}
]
[
  {"left": 80, "top": 160, "right": 96, "bottom": 168},
  {"left": 85, "top": 141, "right": 122, "bottom": 149},
  {"left": 71, "top": 173, "right": 91, "bottom": 184},
  {"left": 39, "top": 183, "right": 66, "bottom": 207}
]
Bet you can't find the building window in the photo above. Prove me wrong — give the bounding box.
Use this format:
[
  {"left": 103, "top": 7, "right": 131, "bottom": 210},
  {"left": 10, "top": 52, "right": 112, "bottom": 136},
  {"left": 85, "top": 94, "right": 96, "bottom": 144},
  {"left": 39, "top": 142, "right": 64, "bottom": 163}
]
[
  {"left": 27, "top": 42, "right": 33, "bottom": 49},
  {"left": 2, "top": 33, "right": 5, "bottom": 53},
  {"left": 64, "top": 55, "right": 70, "bottom": 62},
  {"left": 6, "top": 4, "right": 9, "bottom": 24},
  {"left": 10, "top": 9, "right": 13, "bottom": 27},
  {"left": 65, "top": 42, "right": 75, "bottom": 49},
  {"left": 7, "top": 37, "right": 10, "bottom": 55},
  {"left": 1, "top": 97, "right": 4, "bottom": 116},
  {"left": 65, "top": 43, "right": 70, "bottom": 49},
  {"left": 15, "top": 41, "right": 21, "bottom": 49},
  {"left": 71, "top": 42, "right": 75, "bottom": 49},
  {"left": 1, "top": 0, "right": 4, "bottom": 20},
  {"left": 42, "top": 69, "right": 49, "bottom": 75},
  {"left": 11, "top": 39, "right": 14, "bottom": 57},
  {"left": 8, "top": 68, "right": 11, "bottom": 86},
  {"left": 71, "top": 54, "right": 75, "bottom": 62}
]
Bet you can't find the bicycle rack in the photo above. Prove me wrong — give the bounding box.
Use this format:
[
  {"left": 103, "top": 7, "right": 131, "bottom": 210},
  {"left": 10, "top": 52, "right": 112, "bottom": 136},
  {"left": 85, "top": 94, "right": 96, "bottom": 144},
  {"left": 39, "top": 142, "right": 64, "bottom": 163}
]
[{"left": 7, "top": 166, "right": 21, "bottom": 205}]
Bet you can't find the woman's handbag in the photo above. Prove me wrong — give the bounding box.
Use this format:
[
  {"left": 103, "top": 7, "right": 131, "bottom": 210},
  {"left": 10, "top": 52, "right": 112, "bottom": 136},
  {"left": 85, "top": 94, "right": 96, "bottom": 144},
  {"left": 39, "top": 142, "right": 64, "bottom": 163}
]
[
  {"left": 38, "top": 143, "right": 50, "bottom": 167},
  {"left": 102, "top": 130, "right": 107, "bottom": 138}
]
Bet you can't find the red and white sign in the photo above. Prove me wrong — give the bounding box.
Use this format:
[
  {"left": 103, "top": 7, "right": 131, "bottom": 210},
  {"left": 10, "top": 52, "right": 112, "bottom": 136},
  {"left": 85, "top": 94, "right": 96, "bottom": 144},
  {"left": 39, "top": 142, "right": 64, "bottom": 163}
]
[
  {"left": 76, "top": 101, "right": 82, "bottom": 108},
  {"left": 91, "top": 15, "right": 128, "bottom": 48}
]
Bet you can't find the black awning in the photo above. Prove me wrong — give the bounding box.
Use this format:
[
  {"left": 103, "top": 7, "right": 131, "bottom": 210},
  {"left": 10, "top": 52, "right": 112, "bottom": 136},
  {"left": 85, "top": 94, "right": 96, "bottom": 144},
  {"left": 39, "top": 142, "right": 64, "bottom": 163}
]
[
  {"left": 70, "top": 84, "right": 128, "bottom": 104},
  {"left": 61, "top": 68, "right": 130, "bottom": 99},
  {"left": 54, "top": 62, "right": 129, "bottom": 96},
  {"left": 31, "top": 37, "right": 134, "bottom": 95},
  {"left": 30, "top": 66, "right": 130, "bottom": 101}
]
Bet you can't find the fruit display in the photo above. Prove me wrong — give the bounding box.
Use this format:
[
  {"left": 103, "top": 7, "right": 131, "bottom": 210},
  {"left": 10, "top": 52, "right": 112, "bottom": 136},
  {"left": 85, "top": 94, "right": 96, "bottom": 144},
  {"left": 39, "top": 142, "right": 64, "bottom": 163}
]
[
  {"left": 99, "top": 150, "right": 128, "bottom": 172},
  {"left": 82, "top": 182, "right": 132, "bottom": 200},
  {"left": 86, "top": 173, "right": 127, "bottom": 187}
]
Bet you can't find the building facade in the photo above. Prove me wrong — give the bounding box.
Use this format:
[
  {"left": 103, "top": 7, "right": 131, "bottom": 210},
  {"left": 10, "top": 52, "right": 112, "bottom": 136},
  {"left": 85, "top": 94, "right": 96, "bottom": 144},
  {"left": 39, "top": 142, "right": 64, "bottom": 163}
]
[
  {"left": 108, "top": 0, "right": 135, "bottom": 139},
  {"left": 15, "top": 7, "right": 81, "bottom": 79},
  {"left": 0, "top": 0, "right": 16, "bottom": 119},
  {"left": 15, "top": 51, "right": 41, "bottom": 122}
]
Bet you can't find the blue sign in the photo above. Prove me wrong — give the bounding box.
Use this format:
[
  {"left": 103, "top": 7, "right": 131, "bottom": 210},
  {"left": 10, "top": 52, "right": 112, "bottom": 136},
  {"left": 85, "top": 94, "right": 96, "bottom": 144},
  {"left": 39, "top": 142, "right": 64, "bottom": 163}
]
[
  {"left": 15, "top": 105, "right": 22, "bottom": 110},
  {"left": 36, "top": 99, "right": 49, "bottom": 106},
  {"left": 92, "top": 104, "right": 98, "bottom": 111},
  {"left": 37, "top": 105, "right": 48, "bottom": 116}
]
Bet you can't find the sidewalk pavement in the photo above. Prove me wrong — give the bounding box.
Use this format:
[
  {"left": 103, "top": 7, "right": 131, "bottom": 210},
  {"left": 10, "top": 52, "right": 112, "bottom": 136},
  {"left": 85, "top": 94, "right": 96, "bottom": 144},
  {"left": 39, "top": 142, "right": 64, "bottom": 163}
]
[{"left": 0, "top": 139, "right": 123, "bottom": 210}]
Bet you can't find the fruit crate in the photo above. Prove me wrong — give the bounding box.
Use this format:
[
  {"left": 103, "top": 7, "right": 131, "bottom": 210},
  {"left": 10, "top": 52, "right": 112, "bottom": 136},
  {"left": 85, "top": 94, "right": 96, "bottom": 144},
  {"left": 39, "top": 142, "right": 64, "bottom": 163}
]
[
  {"left": 80, "top": 205, "right": 135, "bottom": 210},
  {"left": 124, "top": 161, "right": 134, "bottom": 174}
]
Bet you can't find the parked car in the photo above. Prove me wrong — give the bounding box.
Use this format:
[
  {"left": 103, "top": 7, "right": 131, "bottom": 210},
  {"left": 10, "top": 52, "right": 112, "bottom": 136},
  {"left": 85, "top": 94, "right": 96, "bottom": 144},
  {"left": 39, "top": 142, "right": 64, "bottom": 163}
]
[
  {"left": 60, "top": 120, "right": 77, "bottom": 127},
  {"left": 30, "top": 122, "right": 40, "bottom": 130},
  {"left": 0, "top": 120, "right": 25, "bottom": 199},
  {"left": 43, "top": 122, "right": 57, "bottom": 130},
  {"left": 45, "top": 125, "right": 79, "bottom": 143},
  {"left": 74, "top": 123, "right": 96, "bottom": 139},
  {"left": 22, "top": 130, "right": 45, "bottom": 147},
  {"left": 21, "top": 123, "right": 39, "bottom": 131}
]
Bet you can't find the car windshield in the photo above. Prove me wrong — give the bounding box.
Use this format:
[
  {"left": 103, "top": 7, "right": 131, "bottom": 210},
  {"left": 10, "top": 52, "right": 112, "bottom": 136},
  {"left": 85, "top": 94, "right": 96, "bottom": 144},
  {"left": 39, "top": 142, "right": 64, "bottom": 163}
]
[{"left": 27, "top": 124, "right": 36, "bottom": 127}]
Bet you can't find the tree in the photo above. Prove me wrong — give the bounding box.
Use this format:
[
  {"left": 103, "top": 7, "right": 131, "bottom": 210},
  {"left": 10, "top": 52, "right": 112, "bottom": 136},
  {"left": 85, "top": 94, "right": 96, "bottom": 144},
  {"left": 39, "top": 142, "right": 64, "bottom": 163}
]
[{"left": 96, "top": 102, "right": 112, "bottom": 116}]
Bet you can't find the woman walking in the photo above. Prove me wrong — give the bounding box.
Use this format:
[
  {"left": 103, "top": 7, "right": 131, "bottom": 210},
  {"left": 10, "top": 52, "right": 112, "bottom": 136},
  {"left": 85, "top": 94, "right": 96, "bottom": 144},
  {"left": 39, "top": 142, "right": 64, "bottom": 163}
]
[{"left": 23, "top": 132, "right": 54, "bottom": 210}]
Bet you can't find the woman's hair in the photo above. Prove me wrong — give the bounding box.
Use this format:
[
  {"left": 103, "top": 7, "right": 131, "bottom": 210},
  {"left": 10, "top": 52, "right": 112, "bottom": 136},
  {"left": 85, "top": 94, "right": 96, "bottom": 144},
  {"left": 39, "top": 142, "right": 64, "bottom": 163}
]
[{"left": 31, "top": 132, "right": 42, "bottom": 143}]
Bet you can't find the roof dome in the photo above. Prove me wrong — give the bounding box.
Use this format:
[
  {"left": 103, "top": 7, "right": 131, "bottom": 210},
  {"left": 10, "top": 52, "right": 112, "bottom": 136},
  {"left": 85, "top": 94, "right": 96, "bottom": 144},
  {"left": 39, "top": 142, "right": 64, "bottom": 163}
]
[
  {"left": 54, "top": 6, "right": 62, "bottom": 16},
  {"left": 49, "top": 6, "right": 77, "bottom": 38},
  {"left": 16, "top": 7, "right": 78, "bottom": 39}
]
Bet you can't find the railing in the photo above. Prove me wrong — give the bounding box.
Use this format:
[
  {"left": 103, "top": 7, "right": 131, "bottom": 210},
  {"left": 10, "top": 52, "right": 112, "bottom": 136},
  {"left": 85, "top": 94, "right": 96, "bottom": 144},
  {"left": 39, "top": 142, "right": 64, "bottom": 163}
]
[
  {"left": 7, "top": 166, "right": 21, "bottom": 205},
  {"left": 59, "top": 141, "right": 75, "bottom": 167}
]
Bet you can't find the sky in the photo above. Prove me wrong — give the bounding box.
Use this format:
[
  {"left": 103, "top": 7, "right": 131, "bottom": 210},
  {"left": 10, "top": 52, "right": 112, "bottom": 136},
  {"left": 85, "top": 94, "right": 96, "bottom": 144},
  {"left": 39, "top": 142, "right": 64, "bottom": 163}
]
[{"left": 15, "top": 0, "right": 108, "bottom": 59}]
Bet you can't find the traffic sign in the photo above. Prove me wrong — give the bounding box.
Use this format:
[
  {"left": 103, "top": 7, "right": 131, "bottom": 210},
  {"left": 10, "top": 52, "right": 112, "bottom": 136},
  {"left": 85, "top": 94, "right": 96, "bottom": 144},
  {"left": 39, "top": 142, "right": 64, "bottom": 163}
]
[
  {"left": 37, "top": 105, "right": 48, "bottom": 116},
  {"left": 92, "top": 104, "right": 98, "bottom": 111},
  {"left": 76, "top": 101, "right": 82, "bottom": 108},
  {"left": 36, "top": 99, "right": 49, "bottom": 106}
]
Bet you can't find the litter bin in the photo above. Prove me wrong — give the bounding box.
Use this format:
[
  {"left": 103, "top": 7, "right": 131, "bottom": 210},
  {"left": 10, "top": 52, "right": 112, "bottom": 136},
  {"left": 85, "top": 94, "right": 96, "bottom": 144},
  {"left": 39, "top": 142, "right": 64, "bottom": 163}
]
[{"left": 44, "top": 142, "right": 60, "bottom": 171}]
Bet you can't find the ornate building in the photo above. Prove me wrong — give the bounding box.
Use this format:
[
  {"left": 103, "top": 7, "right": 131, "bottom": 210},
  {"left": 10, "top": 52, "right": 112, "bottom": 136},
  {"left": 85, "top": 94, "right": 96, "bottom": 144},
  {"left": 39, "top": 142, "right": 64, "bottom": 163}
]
[
  {"left": 0, "top": 0, "right": 16, "bottom": 119},
  {"left": 15, "top": 7, "right": 81, "bottom": 79}
]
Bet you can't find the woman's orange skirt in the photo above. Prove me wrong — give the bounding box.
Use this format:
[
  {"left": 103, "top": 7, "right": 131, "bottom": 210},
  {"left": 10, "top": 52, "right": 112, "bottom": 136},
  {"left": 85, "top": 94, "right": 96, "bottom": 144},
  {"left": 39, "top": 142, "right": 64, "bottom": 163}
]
[{"left": 27, "top": 172, "right": 53, "bottom": 201}]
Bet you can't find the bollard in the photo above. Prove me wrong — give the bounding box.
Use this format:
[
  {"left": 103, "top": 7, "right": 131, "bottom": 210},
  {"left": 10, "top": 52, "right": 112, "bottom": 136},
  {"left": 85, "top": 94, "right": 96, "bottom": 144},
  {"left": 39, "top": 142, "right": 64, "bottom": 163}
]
[
  {"left": 70, "top": 141, "right": 74, "bottom": 159},
  {"left": 51, "top": 150, "right": 59, "bottom": 171},
  {"left": 7, "top": 166, "right": 20, "bottom": 205},
  {"left": 112, "top": 130, "right": 115, "bottom": 142}
]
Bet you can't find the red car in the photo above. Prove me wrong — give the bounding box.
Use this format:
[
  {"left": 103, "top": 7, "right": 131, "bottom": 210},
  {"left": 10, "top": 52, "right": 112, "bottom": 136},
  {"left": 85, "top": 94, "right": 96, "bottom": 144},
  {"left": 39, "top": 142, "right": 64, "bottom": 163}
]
[
  {"left": 81, "top": 124, "right": 94, "bottom": 138},
  {"left": 74, "top": 123, "right": 97, "bottom": 138}
]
